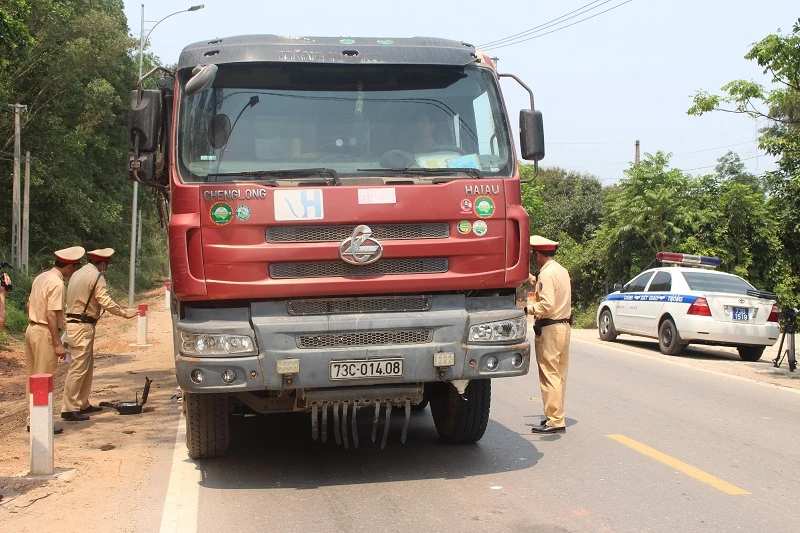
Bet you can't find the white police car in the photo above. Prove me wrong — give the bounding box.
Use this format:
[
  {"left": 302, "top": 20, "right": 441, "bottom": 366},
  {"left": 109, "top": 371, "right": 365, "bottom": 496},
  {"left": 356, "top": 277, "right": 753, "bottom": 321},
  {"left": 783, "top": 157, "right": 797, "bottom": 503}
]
[{"left": 596, "top": 252, "right": 780, "bottom": 361}]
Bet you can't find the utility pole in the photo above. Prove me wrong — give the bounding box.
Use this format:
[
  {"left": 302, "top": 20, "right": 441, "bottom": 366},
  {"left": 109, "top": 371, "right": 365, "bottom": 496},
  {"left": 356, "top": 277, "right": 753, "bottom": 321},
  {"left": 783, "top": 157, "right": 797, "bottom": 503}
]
[
  {"left": 22, "top": 151, "right": 30, "bottom": 272},
  {"left": 129, "top": 3, "right": 145, "bottom": 306},
  {"left": 634, "top": 139, "right": 640, "bottom": 165},
  {"left": 11, "top": 103, "right": 26, "bottom": 269}
]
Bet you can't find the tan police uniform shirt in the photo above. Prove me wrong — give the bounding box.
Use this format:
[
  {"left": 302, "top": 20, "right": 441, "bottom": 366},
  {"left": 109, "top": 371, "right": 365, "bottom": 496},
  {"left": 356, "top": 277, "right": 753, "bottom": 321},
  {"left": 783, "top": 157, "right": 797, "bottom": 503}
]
[
  {"left": 66, "top": 263, "right": 127, "bottom": 319},
  {"left": 28, "top": 268, "right": 66, "bottom": 329},
  {"left": 530, "top": 259, "right": 572, "bottom": 320}
]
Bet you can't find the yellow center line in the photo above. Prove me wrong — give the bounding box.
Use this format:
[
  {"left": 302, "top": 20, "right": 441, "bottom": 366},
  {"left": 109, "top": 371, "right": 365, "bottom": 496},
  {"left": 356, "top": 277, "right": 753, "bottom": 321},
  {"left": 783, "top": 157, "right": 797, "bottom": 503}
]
[{"left": 607, "top": 434, "right": 750, "bottom": 495}]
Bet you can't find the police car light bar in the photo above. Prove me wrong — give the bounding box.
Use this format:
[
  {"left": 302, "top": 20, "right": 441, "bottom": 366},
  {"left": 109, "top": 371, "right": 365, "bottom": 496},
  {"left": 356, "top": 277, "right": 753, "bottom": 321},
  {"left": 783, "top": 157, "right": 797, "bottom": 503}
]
[{"left": 656, "top": 252, "right": 721, "bottom": 268}]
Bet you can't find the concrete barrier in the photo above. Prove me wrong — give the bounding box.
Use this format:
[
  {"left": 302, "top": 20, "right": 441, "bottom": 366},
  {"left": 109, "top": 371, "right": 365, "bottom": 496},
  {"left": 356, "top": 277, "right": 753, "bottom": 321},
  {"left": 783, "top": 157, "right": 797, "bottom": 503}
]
[
  {"left": 29, "top": 373, "right": 54, "bottom": 475},
  {"left": 138, "top": 304, "right": 148, "bottom": 346}
]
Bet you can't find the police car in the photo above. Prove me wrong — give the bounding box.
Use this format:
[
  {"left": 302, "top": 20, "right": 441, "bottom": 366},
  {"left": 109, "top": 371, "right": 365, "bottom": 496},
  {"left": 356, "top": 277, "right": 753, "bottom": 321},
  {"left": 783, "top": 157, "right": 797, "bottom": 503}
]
[{"left": 596, "top": 252, "right": 780, "bottom": 360}]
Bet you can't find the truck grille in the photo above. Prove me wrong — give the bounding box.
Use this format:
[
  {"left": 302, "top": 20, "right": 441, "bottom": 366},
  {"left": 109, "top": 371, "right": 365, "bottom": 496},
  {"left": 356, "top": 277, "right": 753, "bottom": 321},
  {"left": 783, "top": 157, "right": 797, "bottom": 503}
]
[
  {"left": 297, "top": 329, "right": 433, "bottom": 348},
  {"left": 288, "top": 296, "right": 432, "bottom": 315},
  {"left": 267, "top": 223, "right": 449, "bottom": 243},
  {"left": 269, "top": 258, "right": 448, "bottom": 279}
]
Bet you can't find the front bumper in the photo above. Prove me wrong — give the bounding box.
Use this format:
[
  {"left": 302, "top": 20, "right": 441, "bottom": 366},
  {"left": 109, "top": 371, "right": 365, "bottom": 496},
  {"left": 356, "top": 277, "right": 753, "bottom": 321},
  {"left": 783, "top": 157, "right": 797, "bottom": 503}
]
[{"left": 173, "top": 294, "right": 531, "bottom": 394}]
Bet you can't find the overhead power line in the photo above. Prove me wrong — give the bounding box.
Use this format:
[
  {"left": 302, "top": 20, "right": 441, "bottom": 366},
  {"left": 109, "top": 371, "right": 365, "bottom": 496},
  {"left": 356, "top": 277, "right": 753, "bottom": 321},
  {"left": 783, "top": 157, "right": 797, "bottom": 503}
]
[
  {"left": 682, "top": 154, "right": 763, "bottom": 172},
  {"left": 479, "top": 0, "right": 634, "bottom": 51},
  {"left": 478, "top": 0, "right": 609, "bottom": 48}
]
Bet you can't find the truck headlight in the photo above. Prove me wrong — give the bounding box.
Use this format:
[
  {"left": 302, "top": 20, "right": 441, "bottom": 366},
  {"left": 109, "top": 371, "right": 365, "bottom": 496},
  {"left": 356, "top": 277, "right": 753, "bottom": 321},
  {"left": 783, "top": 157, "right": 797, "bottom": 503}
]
[
  {"left": 180, "top": 331, "right": 257, "bottom": 356},
  {"left": 469, "top": 316, "right": 527, "bottom": 343}
]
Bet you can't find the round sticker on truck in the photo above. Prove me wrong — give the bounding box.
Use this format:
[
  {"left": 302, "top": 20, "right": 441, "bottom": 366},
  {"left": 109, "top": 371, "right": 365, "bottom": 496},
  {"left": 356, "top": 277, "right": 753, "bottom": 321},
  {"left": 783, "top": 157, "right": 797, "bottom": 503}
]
[
  {"left": 472, "top": 220, "right": 488, "bottom": 236},
  {"left": 457, "top": 220, "right": 472, "bottom": 234},
  {"left": 474, "top": 196, "right": 495, "bottom": 218},
  {"left": 210, "top": 202, "right": 233, "bottom": 225}
]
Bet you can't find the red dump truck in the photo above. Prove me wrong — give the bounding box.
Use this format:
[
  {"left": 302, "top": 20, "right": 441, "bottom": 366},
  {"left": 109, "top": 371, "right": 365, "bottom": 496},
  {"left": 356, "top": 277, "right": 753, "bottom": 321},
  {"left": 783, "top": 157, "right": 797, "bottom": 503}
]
[{"left": 128, "top": 35, "right": 545, "bottom": 459}]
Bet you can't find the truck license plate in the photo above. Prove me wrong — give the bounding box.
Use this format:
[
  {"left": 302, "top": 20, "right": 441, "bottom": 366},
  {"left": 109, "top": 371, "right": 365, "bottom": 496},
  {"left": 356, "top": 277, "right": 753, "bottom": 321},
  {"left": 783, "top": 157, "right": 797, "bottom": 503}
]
[
  {"left": 329, "top": 359, "right": 403, "bottom": 380},
  {"left": 732, "top": 307, "right": 749, "bottom": 321}
]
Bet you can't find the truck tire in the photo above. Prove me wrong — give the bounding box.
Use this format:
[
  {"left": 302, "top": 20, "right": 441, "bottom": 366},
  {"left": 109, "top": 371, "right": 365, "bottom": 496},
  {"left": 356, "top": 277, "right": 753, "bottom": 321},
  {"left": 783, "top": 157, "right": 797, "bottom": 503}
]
[
  {"left": 429, "top": 379, "right": 491, "bottom": 443},
  {"left": 185, "top": 392, "right": 230, "bottom": 459}
]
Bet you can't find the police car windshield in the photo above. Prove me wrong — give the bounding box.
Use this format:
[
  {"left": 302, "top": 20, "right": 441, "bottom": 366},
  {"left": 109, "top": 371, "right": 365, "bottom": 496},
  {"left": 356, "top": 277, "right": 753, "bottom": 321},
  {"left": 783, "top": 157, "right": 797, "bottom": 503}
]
[
  {"left": 681, "top": 271, "right": 755, "bottom": 295},
  {"left": 177, "top": 63, "right": 513, "bottom": 182}
]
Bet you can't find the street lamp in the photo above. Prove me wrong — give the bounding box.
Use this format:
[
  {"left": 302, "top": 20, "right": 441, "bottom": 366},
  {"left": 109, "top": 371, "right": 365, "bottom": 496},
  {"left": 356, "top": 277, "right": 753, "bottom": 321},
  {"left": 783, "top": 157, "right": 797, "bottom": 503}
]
[{"left": 129, "top": 4, "right": 205, "bottom": 306}]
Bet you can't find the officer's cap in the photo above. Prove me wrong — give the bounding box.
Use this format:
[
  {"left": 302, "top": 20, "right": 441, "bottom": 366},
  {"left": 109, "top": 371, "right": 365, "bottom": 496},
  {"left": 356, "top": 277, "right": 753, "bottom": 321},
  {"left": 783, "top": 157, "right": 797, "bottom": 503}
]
[
  {"left": 529, "top": 235, "right": 559, "bottom": 251},
  {"left": 55, "top": 246, "right": 85, "bottom": 264},
  {"left": 88, "top": 248, "right": 115, "bottom": 262}
]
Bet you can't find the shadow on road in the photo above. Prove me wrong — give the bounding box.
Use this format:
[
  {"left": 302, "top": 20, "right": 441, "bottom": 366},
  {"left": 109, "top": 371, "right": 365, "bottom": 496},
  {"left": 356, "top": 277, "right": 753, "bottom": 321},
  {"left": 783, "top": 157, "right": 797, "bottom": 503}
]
[{"left": 198, "top": 409, "right": 543, "bottom": 490}]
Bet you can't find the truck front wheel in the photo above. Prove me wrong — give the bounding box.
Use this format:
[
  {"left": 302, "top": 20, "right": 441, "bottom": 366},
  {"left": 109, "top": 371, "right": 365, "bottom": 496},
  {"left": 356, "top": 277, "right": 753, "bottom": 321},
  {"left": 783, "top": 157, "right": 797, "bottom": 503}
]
[
  {"left": 429, "top": 379, "right": 491, "bottom": 443},
  {"left": 185, "top": 392, "right": 230, "bottom": 459}
]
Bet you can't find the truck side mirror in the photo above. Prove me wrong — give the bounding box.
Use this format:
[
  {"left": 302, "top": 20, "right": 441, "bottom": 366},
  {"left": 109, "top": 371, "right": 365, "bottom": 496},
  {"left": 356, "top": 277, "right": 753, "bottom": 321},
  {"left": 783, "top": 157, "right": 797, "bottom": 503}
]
[
  {"left": 128, "top": 90, "right": 162, "bottom": 152},
  {"left": 519, "top": 109, "right": 544, "bottom": 161},
  {"left": 127, "top": 152, "right": 157, "bottom": 182}
]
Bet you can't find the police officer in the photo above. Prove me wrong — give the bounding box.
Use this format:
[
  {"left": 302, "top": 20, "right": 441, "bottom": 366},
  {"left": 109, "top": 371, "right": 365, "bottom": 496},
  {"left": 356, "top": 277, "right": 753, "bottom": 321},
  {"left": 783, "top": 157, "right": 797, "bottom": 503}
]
[
  {"left": 0, "top": 272, "right": 11, "bottom": 332},
  {"left": 527, "top": 236, "right": 572, "bottom": 434},
  {"left": 25, "top": 246, "right": 85, "bottom": 433},
  {"left": 61, "top": 248, "right": 137, "bottom": 421}
]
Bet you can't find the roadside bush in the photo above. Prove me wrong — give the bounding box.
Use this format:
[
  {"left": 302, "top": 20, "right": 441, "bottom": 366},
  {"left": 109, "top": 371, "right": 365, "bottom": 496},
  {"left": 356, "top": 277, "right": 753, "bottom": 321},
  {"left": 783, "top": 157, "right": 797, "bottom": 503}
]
[{"left": 571, "top": 305, "right": 597, "bottom": 329}]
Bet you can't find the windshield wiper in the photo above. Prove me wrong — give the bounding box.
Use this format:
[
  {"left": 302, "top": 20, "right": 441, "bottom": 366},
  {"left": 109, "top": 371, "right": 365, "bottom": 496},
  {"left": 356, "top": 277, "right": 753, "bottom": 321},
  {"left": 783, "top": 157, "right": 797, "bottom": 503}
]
[
  {"left": 356, "top": 167, "right": 484, "bottom": 179},
  {"left": 206, "top": 168, "right": 341, "bottom": 186}
]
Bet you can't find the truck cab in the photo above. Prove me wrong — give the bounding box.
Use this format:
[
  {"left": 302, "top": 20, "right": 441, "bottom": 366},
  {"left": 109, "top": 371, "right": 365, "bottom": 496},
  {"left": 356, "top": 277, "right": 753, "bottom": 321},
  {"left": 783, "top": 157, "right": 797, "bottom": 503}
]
[{"left": 128, "top": 35, "right": 545, "bottom": 459}]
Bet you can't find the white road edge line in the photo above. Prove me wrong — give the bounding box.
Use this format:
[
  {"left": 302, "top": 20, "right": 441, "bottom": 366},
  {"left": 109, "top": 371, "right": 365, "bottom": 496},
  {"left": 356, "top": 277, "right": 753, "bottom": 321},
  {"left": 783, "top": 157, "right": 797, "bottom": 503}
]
[
  {"left": 572, "top": 337, "right": 800, "bottom": 395},
  {"left": 159, "top": 412, "right": 201, "bottom": 533}
]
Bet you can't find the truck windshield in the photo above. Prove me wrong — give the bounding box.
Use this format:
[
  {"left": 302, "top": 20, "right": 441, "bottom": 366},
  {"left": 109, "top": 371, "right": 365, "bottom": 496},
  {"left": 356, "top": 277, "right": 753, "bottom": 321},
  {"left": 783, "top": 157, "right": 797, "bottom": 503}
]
[{"left": 177, "top": 63, "right": 513, "bottom": 183}]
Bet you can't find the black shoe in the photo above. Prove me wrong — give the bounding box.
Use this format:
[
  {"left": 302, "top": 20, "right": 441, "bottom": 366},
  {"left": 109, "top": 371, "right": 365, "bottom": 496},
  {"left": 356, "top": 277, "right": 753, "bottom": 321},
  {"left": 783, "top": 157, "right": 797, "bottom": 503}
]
[
  {"left": 540, "top": 419, "right": 547, "bottom": 426},
  {"left": 80, "top": 405, "right": 103, "bottom": 414},
  {"left": 531, "top": 424, "right": 565, "bottom": 434},
  {"left": 60, "top": 411, "right": 90, "bottom": 421},
  {"left": 26, "top": 425, "right": 64, "bottom": 434}
]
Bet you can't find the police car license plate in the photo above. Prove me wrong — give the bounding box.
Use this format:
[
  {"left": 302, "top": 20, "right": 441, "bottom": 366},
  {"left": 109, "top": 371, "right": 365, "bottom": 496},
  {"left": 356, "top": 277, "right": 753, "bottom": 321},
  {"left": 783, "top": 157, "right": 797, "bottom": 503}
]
[
  {"left": 330, "top": 359, "right": 403, "bottom": 380},
  {"left": 732, "top": 307, "right": 749, "bottom": 321}
]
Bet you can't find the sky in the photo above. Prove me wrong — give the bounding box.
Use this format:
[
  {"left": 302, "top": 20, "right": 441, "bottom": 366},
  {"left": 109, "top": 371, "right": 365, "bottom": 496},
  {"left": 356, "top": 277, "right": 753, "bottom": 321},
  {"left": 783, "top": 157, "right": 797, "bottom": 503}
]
[{"left": 121, "top": 0, "right": 798, "bottom": 184}]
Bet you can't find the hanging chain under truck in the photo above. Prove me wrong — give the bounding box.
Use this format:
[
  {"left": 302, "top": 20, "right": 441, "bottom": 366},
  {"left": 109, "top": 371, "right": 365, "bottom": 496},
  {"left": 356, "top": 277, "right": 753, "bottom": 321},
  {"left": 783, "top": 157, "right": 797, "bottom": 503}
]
[{"left": 127, "top": 34, "right": 546, "bottom": 459}]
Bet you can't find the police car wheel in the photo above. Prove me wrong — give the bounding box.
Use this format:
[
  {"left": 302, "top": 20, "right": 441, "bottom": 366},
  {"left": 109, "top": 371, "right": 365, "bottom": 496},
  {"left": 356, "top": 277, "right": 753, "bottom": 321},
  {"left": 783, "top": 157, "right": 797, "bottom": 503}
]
[
  {"left": 737, "top": 345, "right": 765, "bottom": 362},
  {"left": 658, "top": 319, "right": 684, "bottom": 355},
  {"left": 598, "top": 309, "right": 618, "bottom": 341}
]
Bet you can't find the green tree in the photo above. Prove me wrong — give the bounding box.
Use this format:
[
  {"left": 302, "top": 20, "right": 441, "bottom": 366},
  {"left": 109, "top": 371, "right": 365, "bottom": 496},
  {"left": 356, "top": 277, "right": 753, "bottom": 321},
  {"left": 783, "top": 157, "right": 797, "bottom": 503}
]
[
  {"left": 0, "top": 0, "right": 167, "bottom": 331},
  {"left": 685, "top": 152, "right": 785, "bottom": 294},
  {"left": 527, "top": 166, "right": 606, "bottom": 243},
  {"left": 595, "top": 152, "right": 695, "bottom": 285},
  {"left": 689, "top": 18, "right": 800, "bottom": 303},
  {"left": 0, "top": 0, "right": 144, "bottom": 256}
]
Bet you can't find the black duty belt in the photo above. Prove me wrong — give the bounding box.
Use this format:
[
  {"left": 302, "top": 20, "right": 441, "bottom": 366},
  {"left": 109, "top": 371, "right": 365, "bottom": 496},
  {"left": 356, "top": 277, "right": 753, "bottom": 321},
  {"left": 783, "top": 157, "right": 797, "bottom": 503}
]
[
  {"left": 66, "top": 313, "right": 97, "bottom": 325},
  {"left": 537, "top": 317, "right": 572, "bottom": 328}
]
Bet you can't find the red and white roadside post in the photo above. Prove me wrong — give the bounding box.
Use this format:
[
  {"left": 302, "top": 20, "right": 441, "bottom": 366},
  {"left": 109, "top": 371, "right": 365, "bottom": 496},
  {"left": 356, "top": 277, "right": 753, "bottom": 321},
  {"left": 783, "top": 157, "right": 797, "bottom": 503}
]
[
  {"left": 138, "top": 304, "right": 148, "bottom": 345},
  {"left": 165, "top": 281, "right": 171, "bottom": 310},
  {"left": 29, "top": 374, "right": 55, "bottom": 475}
]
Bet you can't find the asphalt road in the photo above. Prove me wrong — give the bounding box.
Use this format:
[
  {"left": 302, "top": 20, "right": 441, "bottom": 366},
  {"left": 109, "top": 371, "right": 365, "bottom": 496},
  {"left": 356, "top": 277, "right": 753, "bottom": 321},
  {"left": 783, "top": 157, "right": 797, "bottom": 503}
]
[{"left": 163, "top": 333, "right": 800, "bottom": 533}]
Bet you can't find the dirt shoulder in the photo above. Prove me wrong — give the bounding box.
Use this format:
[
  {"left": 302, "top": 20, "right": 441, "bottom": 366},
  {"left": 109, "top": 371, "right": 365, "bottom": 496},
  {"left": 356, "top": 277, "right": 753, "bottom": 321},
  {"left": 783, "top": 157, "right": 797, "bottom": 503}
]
[
  {"left": 0, "top": 288, "right": 180, "bottom": 532},
  {"left": 570, "top": 327, "right": 800, "bottom": 391}
]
